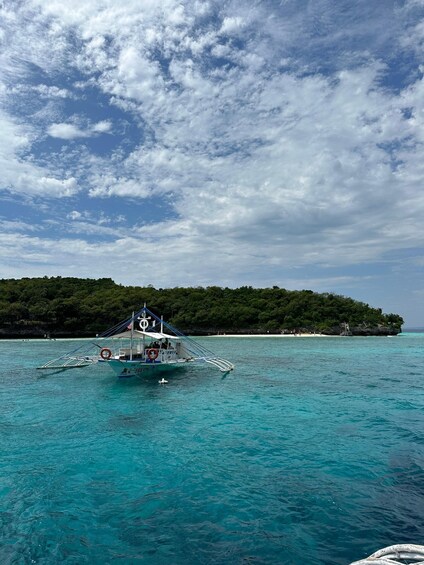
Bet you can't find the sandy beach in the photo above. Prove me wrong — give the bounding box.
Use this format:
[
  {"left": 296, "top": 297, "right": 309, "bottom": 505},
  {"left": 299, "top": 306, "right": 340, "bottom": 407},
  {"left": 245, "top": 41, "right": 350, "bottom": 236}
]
[{"left": 210, "top": 333, "right": 331, "bottom": 338}]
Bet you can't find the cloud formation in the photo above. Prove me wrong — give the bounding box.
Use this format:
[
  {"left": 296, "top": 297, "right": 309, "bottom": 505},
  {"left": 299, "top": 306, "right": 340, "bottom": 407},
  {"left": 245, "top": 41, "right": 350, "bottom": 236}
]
[{"left": 0, "top": 0, "right": 424, "bottom": 323}]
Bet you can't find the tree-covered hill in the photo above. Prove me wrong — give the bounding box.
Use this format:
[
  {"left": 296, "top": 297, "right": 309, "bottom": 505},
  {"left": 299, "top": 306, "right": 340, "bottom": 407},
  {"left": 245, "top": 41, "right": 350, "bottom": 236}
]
[{"left": 0, "top": 277, "right": 403, "bottom": 337}]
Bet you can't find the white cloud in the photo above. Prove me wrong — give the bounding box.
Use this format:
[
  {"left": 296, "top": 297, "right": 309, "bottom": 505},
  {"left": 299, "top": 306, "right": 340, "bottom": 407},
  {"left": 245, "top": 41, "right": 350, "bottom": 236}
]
[
  {"left": 220, "top": 16, "right": 244, "bottom": 35},
  {"left": 47, "top": 120, "right": 112, "bottom": 139},
  {"left": 92, "top": 120, "right": 112, "bottom": 133},
  {"left": 47, "top": 123, "right": 89, "bottom": 139},
  {"left": 0, "top": 218, "right": 39, "bottom": 232},
  {"left": 66, "top": 208, "right": 126, "bottom": 226},
  {"left": 0, "top": 110, "right": 79, "bottom": 197},
  {"left": 87, "top": 174, "right": 150, "bottom": 198},
  {"left": 35, "top": 85, "right": 73, "bottom": 98},
  {"left": 68, "top": 210, "right": 82, "bottom": 220}
]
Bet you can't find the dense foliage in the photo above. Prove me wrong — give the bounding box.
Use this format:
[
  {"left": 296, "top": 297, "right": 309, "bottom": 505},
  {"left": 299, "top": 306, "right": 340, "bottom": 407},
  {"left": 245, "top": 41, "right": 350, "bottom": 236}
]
[{"left": 0, "top": 277, "right": 403, "bottom": 337}]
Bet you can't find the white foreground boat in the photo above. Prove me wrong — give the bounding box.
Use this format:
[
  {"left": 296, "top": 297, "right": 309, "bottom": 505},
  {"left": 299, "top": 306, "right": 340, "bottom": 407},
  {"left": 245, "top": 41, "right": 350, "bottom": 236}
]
[{"left": 37, "top": 305, "right": 234, "bottom": 378}]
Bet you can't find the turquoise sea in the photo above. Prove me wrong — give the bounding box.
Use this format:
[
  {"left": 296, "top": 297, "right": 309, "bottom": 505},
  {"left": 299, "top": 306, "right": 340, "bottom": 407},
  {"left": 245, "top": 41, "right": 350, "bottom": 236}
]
[{"left": 1, "top": 334, "right": 423, "bottom": 564}]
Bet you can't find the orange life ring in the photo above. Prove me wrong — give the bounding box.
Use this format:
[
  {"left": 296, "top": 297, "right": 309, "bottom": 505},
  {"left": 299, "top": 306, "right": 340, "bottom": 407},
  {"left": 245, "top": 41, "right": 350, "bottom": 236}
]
[
  {"left": 146, "top": 348, "right": 159, "bottom": 361},
  {"left": 100, "top": 348, "right": 112, "bottom": 360}
]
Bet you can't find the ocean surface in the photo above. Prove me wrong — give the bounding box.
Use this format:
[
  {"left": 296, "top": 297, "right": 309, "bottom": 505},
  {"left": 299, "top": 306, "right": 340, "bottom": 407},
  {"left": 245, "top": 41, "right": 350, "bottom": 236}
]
[{"left": 1, "top": 334, "right": 423, "bottom": 564}]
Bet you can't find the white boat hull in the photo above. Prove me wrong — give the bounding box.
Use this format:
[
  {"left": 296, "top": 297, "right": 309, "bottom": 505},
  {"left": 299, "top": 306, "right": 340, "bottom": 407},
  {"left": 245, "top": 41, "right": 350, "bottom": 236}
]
[{"left": 107, "top": 358, "right": 192, "bottom": 378}]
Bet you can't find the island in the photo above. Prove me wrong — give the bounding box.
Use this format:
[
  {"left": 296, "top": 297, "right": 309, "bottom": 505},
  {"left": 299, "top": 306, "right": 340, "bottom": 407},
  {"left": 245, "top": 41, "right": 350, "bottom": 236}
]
[{"left": 0, "top": 277, "right": 403, "bottom": 338}]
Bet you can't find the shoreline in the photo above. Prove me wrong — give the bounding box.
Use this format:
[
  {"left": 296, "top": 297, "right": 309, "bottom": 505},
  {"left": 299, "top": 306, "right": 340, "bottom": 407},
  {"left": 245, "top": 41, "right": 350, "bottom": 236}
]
[
  {"left": 0, "top": 334, "right": 332, "bottom": 341},
  {"left": 1, "top": 332, "right": 406, "bottom": 342},
  {"left": 208, "top": 333, "right": 331, "bottom": 338}
]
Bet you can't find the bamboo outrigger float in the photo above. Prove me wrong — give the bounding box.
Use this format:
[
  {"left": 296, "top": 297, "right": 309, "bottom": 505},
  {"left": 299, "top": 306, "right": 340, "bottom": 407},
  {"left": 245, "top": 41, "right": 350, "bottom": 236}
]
[{"left": 37, "top": 305, "right": 234, "bottom": 378}]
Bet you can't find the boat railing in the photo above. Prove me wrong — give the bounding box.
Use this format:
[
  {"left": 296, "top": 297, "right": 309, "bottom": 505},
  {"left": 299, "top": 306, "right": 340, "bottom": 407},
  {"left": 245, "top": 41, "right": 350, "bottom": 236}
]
[{"left": 115, "top": 348, "right": 178, "bottom": 363}]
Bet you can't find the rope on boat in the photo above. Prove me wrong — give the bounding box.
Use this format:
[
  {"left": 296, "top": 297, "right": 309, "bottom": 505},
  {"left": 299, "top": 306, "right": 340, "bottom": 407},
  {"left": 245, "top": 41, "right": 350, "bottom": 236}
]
[{"left": 350, "top": 544, "right": 424, "bottom": 564}]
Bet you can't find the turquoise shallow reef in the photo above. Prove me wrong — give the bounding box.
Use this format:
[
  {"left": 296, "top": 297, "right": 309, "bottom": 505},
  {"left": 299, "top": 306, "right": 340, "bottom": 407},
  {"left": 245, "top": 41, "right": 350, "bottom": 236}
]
[{"left": 1, "top": 334, "right": 423, "bottom": 564}]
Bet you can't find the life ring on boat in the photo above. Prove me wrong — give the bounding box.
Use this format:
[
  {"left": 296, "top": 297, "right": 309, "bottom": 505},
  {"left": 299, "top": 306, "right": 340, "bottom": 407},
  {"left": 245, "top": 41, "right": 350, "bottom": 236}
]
[
  {"left": 146, "top": 348, "right": 159, "bottom": 361},
  {"left": 100, "top": 348, "right": 112, "bottom": 360}
]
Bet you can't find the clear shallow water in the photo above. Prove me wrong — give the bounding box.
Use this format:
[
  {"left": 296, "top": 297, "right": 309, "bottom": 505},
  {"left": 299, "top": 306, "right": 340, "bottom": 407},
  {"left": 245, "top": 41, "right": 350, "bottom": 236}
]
[{"left": 1, "top": 335, "right": 423, "bottom": 565}]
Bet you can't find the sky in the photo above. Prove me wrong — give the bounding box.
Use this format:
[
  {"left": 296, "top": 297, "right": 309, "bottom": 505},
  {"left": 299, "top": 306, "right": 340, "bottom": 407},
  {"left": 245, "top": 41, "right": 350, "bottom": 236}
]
[{"left": 1, "top": 0, "right": 424, "bottom": 326}]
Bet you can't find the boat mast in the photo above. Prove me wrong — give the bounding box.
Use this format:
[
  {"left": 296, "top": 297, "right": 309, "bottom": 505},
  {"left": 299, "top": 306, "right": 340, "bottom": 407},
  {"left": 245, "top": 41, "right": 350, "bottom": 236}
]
[
  {"left": 130, "top": 311, "right": 134, "bottom": 361},
  {"left": 143, "top": 303, "right": 146, "bottom": 355}
]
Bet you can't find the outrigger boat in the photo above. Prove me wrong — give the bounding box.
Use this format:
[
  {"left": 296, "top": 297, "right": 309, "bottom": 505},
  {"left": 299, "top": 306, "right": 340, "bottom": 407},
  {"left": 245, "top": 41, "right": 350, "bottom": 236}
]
[{"left": 37, "top": 305, "right": 234, "bottom": 378}]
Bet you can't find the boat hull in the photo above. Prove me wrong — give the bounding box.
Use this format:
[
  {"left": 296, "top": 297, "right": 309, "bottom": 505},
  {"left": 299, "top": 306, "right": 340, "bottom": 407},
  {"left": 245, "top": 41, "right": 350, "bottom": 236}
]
[{"left": 107, "top": 359, "right": 191, "bottom": 378}]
